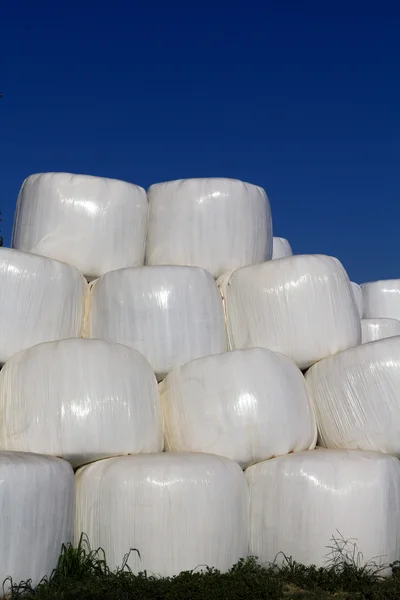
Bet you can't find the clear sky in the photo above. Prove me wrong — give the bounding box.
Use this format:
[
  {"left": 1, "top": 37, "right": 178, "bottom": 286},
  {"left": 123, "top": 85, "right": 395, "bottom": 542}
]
[{"left": 1, "top": 1, "right": 399, "bottom": 283}]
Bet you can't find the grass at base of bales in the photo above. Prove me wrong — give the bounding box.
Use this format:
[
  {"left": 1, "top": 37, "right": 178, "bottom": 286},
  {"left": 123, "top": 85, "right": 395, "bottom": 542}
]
[{"left": 6, "top": 534, "right": 400, "bottom": 600}]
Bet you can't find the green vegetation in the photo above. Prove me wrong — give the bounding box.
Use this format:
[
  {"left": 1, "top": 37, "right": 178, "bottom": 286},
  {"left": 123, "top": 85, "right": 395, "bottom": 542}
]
[{"left": 6, "top": 534, "right": 400, "bottom": 599}]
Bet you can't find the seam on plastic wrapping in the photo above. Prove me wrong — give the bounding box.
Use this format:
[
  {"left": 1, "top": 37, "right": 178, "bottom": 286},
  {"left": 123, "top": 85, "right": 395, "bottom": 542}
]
[
  {"left": 216, "top": 271, "right": 234, "bottom": 350},
  {"left": 158, "top": 378, "right": 169, "bottom": 450},
  {"left": 309, "top": 417, "right": 319, "bottom": 449},
  {"left": 304, "top": 374, "right": 320, "bottom": 450},
  {"left": 82, "top": 279, "right": 97, "bottom": 338}
]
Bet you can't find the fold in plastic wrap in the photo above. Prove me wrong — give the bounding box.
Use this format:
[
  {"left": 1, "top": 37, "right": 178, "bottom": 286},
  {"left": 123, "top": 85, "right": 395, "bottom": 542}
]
[
  {"left": 305, "top": 336, "right": 400, "bottom": 455},
  {"left": 0, "top": 338, "right": 163, "bottom": 468},
  {"left": 272, "top": 237, "right": 292, "bottom": 259},
  {"left": 0, "top": 452, "right": 73, "bottom": 594},
  {"left": 75, "top": 452, "right": 249, "bottom": 576},
  {"left": 146, "top": 178, "right": 272, "bottom": 278},
  {"left": 88, "top": 266, "right": 227, "bottom": 380},
  {"left": 246, "top": 449, "right": 400, "bottom": 571},
  {"left": 220, "top": 255, "right": 361, "bottom": 369},
  {"left": 161, "top": 348, "right": 317, "bottom": 468},
  {"left": 362, "top": 280, "right": 400, "bottom": 321},
  {"left": 0, "top": 248, "right": 87, "bottom": 364},
  {"left": 361, "top": 318, "right": 400, "bottom": 344},
  {"left": 12, "top": 172, "right": 148, "bottom": 279},
  {"left": 350, "top": 282, "right": 363, "bottom": 317}
]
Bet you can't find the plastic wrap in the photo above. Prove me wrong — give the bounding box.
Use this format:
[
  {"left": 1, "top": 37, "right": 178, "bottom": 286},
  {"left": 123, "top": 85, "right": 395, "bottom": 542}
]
[
  {"left": 0, "top": 248, "right": 87, "bottom": 364},
  {"left": 0, "top": 452, "right": 73, "bottom": 594},
  {"left": 245, "top": 449, "right": 400, "bottom": 571},
  {"left": 362, "top": 280, "right": 400, "bottom": 321},
  {"left": 146, "top": 178, "right": 272, "bottom": 278},
  {"left": 350, "top": 282, "right": 363, "bottom": 317},
  {"left": 12, "top": 172, "right": 148, "bottom": 279},
  {"left": 88, "top": 265, "right": 227, "bottom": 380},
  {"left": 272, "top": 237, "right": 292, "bottom": 259},
  {"left": 361, "top": 318, "right": 400, "bottom": 344},
  {"left": 0, "top": 338, "right": 163, "bottom": 468},
  {"left": 220, "top": 255, "right": 361, "bottom": 370},
  {"left": 161, "top": 348, "right": 317, "bottom": 468},
  {"left": 75, "top": 452, "right": 249, "bottom": 576},
  {"left": 305, "top": 336, "right": 400, "bottom": 455}
]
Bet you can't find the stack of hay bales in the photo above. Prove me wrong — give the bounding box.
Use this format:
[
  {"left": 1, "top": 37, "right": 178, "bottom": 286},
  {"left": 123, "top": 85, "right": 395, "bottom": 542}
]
[{"left": 0, "top": 171, "right": 399, "bottom": 587}]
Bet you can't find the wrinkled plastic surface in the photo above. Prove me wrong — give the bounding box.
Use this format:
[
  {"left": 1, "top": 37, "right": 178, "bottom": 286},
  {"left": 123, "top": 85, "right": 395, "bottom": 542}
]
[
  {"left": 361, "top": 318, "right": 400, "bottom": 344},
  {"left": 305, "top": 336, "right": 400, "bottom": 455},
  {"left": 220, "top": 255, "right": 361, "bottom": 369},
  {"left": 12, "top": 172, "right": 148, "bottom": 279},
  {"left": 88, "top": 266, "right": 227, "bottom": 380},
  {"left": 272, "top": 237, "right": 292, "bottom": 259},
  {"left": 0, "top": 338, "right": 163, "bottom": 468},
  {"left": 246, "top": 449, "right": 400, "bottom": 570},
  {"left": 0, "top": 452, "right": 73, "bottom": 594},
  {"left": 161, "top": 348, "right": 317, "bottom": 468},
  {"left": 146, "top": 178, "right": 272, "bottom": 278},
  {"left": 350, "top": 282, "right": 363, "bottom": 317},
  {"left": 362, "top": 280, "right": 400, "bottom": 321},
  {"left": 0, "top": 248, "right": 87, "bottom": 364},
  {"left": 75, "top": 452, "right": 249, "bottom": 576}
]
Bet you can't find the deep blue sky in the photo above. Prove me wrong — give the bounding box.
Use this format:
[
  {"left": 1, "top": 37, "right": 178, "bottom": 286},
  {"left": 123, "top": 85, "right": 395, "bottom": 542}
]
[{"left": 1, "top": 1, "right": 399, "bottom": 283}]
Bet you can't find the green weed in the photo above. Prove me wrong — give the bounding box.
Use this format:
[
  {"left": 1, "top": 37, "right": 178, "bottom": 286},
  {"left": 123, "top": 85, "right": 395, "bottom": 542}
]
[{"left": 6, "top": 533, "right": 400, "bottom": 599}]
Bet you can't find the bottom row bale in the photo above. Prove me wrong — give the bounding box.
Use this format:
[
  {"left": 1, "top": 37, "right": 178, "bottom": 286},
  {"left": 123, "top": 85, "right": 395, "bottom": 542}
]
[
  {"left": 75, "top": 452, "right": 249, "bottom": 575},
  {"left": 246, "top": 448, "right": 400, "bottom": 572},
  {"left": 1, "top": 449, "right": 400, "bottom": 593},
  {"left": 0, "top": 453, "right": 73, "bottom": 595}
]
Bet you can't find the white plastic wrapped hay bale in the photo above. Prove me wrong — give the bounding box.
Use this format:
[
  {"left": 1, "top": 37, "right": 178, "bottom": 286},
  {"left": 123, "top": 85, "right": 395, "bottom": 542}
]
[
  {"left": 362, "top": 280, "right": 400, "bottom": 321},
  {"left": 88, "top": 266, "right": 227, "bottom": 380},
  {"left": 220, "top": 254, "right": 361, "bottom": 369},
  {"left": 12, "top": 172, "right": 148, "bottom": 279},
  {"left": 246, "top": 449, "right": 400, "bottom": 571},
  {"left": 0, "top": 452, "right": 73, "bottom": 594},
  {"left": 305, "top": 336, "right": 400, "bottom": 454},
  {"left": 75, "top": 452, "right": 249, "bottom": 576},
  {"left": 272, "top": 237, "right": 292, "bottom": 259},
  {"left": 0, "top": 338, "right": 163, "bottom": 467},
  {"left": 361, "top": 318, "right": 400, "bottom": 343},
  {"left": 350, "top": 281, "right": 363, "bottom": 317},
  {"left": 146, "top": 178, "right": 272, "bottom": 278},
  {"left": 0, "top": 248, "right": 87, "bottom": 364},
  {"left": 161, "top": 348, "right": 317, "bottom": 468}
]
